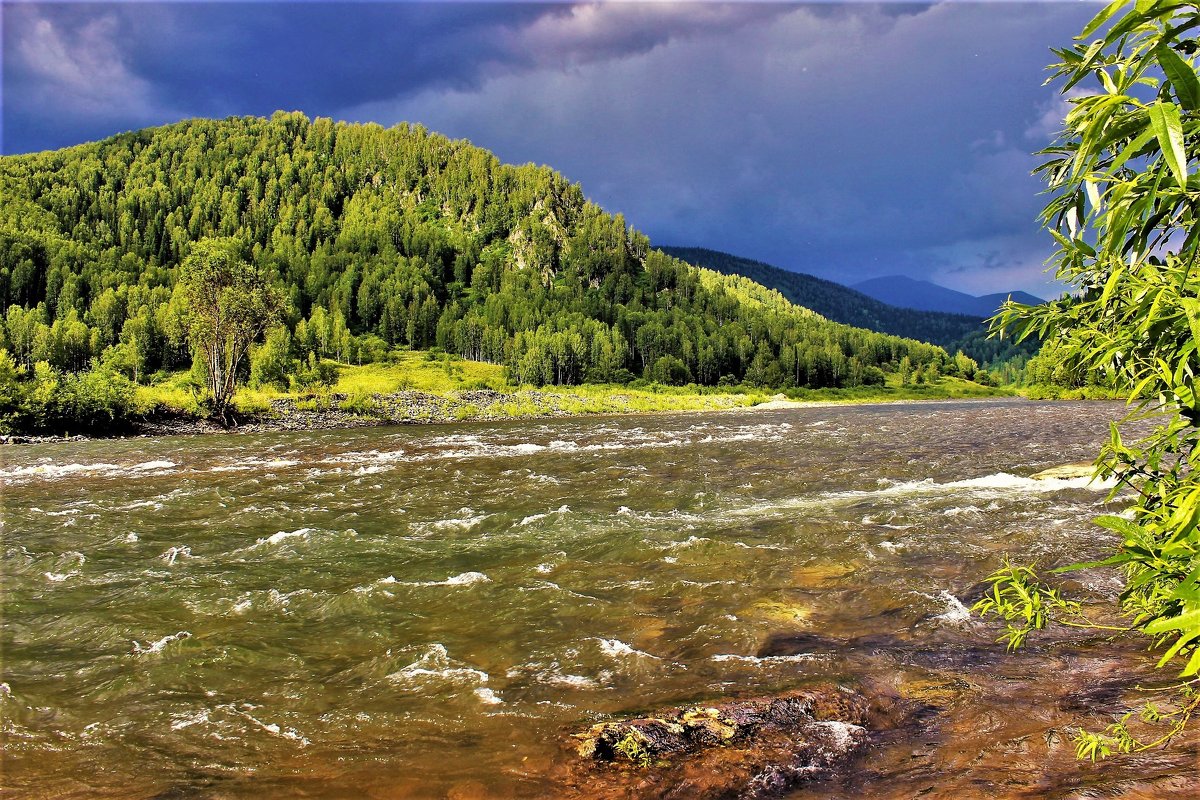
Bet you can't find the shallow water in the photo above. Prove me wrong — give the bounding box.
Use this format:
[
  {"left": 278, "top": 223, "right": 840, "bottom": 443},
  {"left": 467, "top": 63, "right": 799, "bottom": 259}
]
[{"left": 2, "top": 399, "right": 1197, "bottom": 798}]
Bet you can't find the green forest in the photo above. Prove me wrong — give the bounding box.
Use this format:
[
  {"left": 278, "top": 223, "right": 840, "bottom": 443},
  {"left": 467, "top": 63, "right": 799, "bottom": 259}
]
[
  {"left": 661, "top": 246, "right": 1041, "bottom": 371},
  {"left": 0, "top": 112, "right": 977, "bottom": 432}
]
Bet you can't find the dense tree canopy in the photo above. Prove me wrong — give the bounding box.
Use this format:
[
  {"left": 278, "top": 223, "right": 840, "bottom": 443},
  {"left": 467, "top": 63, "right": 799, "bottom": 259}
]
[
  {"left": 176, "top": 238, "right": 283, "bottom": 420},
  {"left": 0, "top": 112, "right": 950, "bottom": 417}
]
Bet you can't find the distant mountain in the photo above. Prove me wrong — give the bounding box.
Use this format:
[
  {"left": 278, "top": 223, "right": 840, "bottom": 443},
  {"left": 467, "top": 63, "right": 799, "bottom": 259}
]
[
  {"left": 662, "top": 247, "right": 1040, "bottom": 369},
  {"left": 851, "top": 275, "right": 1044, "bottom": 318},
  {"left": 661, "top": 247, "right": 983, "bottom": 347}
]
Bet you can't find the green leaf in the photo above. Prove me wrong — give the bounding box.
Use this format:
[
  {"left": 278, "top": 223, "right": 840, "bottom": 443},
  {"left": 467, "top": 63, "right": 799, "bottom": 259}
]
[
  {"left": 1079, "top": 0, "right": 1129, "bottom": 39},
  {"left": 1156, "top": 44, "right": 1200, "bottom": 111},
  {"left": 1093, "top": 514, "right": 1147, "bottom": 539},
  {"left": 1147, "top": 102, "right": 1189, "bottom": 185},
  {"left": 1182, "top": 299, "right": 1200, "bottom": 351},
  {"left": 1182, "top": 645, "right": 1200, "bottom": 676},
  {"left": 1145, "top": 607, "right": 1200, "bottom": 635},
  {"left": 1051, "top": 551, "right": 1131, "bottom": 573},
  {"left": 1106, "top": 128, "right": 1155, "bottom": 176}
]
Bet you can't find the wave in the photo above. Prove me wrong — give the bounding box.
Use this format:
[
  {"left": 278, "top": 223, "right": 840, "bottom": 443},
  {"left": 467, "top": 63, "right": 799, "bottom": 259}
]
[
  {"left": 3, "top": 421, "right": 803, "bottom": 487},
  {"left": 474, "top": 687, "right": 504, "bottom": 705},
  {"left": 169, "top": 709, "right": 210, "bottom": 731},
  {"left": 665, "top": 535, "right": 711, "bottom": 550},
  {"left": 1, "top": 459, "right": 176, "bottom": 484},
  {"left": 221, "top": 703, "right": 310, "bottom": 746},
  {"left": 132, "top": 630, "right": 191, "bottom": 655},
  {"left": 306, "top": 422, "right": 800, "bottom": 471},
  {"left": 519, "top": 505, "right": 571, "bottom": 526},
  {"left": 255, "top": 527, "right": 318, "bottom": 547},
  {"left": 927, "top": 590, "right": 973, "bottom": 624},
  {"left": 710, "top": 652, "right": 820, "bottom": 665},
  {"left": 405, "top": 571, "right": 491, "bottom": 588},
  {"left": 209, "top": 458, "right": 300, "bottom": 473},
  {"left": 595, "top": 638, "right": 660, "bottom": 660},
  {"left": 732, "top": 471, "right": 1116, "bottom": 518},
  {"left": 386, "top": 644, "right": 491, "bottom": 691},
  {"left": 409, "top": 511, "right": 491, "bottom": 535},
  {"left": 505, "top": 662, "right": 607, "bottom": 689},
  {"left": 245, "top": 527, "right": 357, "bottom": 551},
  {"left": 160, "top": 545, "right": 191, "bottom": 565},
  {"left": 43, "top": 551, "right": 86, "bottom": 582}
]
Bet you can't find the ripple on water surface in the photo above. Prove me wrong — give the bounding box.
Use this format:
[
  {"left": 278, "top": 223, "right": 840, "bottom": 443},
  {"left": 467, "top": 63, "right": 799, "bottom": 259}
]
[{"left": 3, "top": 401, "right": 1191, "bottom": 798}]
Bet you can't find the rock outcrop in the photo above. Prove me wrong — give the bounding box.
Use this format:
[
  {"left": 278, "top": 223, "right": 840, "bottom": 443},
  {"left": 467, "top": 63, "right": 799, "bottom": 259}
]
[{"left": 555, "top": 686, "right": 871, "bottom": 799}]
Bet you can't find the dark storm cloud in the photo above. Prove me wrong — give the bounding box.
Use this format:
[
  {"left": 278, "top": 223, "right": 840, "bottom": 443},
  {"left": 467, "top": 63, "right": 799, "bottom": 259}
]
[
  {"left": 349, "top": 2, "right": 1096, "bottom": 293},
  {"left": 3, "top": 2, "right": 788, "bottom": 151},
  {"left": 2, "top": 2, "right": 1100, "bottom": 295},
  {"left": 3, "top": 3, "right": 545, "bottom": 149}
]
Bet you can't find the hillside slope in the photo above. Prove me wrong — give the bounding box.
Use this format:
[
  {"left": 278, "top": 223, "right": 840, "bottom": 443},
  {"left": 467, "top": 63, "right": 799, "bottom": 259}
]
[
  {"left": 660, "top": 247, "right": 984, "bottom": 346},
  {"left": 852, "top": 275, "right": 1044, "bottom": 317},
  {"left": 664, "top": 247, "right": 1039, "bottom": 368},
  {"left": 0, "top": 112, "right": 950, "bottom": 401}
]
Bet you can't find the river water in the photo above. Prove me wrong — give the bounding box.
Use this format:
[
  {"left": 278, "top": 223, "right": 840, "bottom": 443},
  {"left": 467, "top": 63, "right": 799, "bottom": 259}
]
[{"left": 2, "top": 399, "right": 1197, "bottom": 798}]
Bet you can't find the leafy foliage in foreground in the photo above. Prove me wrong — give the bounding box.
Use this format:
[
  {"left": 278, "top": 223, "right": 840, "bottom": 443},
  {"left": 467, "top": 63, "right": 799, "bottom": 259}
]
[
  {"left": 976, "top": 0, "right": 1200, "bottom": 758},
  {"left": 0, "top": 114, "right": 960, "bottom": 430}
]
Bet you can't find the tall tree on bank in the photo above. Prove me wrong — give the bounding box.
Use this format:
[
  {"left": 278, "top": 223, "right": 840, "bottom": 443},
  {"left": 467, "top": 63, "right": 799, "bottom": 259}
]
[
  {"left": 976, "top": 0, "right": 1200, "bottom": 758},
  {"left": 176, "top": 238, "right": 282, "bottom": 424}
]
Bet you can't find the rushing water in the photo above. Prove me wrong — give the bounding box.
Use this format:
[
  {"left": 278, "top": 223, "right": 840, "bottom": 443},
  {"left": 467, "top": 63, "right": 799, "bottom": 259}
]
[{"left": 2, "top": 399, "right": 1198, "bottom": 799}]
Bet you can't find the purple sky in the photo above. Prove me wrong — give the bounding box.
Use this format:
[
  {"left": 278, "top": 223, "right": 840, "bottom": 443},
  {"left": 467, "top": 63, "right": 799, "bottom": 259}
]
[{"left": 1, "top": 2, "right": 1100, "bottom": 295}]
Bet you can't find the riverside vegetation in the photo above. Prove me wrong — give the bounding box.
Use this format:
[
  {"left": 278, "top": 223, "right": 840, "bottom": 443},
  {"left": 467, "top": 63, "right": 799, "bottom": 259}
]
[
  {"left": 0, "top": 112, "right": 1004, "bottom": 435},
  {"left": 975, "top": 0, "right": 1200, "bottom": 760}
]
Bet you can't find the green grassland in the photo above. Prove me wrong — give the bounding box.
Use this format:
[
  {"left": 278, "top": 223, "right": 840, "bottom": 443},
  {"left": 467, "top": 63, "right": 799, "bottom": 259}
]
[{"left": 131, "top": 350, "right": 1013, "bottom": 429}]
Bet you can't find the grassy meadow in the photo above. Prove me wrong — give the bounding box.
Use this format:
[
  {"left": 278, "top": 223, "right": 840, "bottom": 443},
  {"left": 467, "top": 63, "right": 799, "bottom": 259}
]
[{"left": 129, "top": 350, "right": 1013, "bottom": 429}]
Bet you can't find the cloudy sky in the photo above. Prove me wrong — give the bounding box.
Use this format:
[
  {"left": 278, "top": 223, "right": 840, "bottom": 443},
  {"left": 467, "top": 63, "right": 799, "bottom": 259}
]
[{"left": 2, "top": 1, "right": 1099, "bottom": 295}]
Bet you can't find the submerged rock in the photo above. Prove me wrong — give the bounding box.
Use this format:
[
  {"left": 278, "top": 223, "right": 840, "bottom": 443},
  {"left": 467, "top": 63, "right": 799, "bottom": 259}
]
[
  {"left": 1030, "top": 462, "right": 1095, "bottom": 480},
  {"left": 557, "top": 686, "right": 871, "bottom": 799},
  {"left": 742, "top": 600, "right": 817, "bottom": 625}
]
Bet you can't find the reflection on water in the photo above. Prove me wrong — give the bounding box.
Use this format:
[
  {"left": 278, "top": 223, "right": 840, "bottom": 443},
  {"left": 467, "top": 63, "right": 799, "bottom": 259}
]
[{"left": 2, "top": 399, "right": 1196, "bottom": 798}]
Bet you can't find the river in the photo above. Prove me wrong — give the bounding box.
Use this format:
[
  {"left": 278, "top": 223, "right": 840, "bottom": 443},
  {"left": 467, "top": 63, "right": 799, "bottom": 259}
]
[{"left": 2, "top": 399, "right": 1197, "bottom": 798}]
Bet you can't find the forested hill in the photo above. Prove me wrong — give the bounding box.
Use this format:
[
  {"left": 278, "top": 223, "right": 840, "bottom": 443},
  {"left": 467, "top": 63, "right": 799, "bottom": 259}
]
[
  {"left": 661, "top": 247, "right": 1038, "bottom": 368},
  {"left": 0, "top": 112, "right": 951, "bottom": 395},
  {"left": 660, "top": 247, "right": 984, "bottom": 346}
]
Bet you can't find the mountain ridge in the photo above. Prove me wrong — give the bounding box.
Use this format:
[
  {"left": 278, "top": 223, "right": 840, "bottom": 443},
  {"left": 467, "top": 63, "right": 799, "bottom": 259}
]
[
  {"left": 661, "top": 247, "right": 1040, "bottom": 368},
  {"left": 851, "top": 274, "right": 1044, "bottom": 317}
]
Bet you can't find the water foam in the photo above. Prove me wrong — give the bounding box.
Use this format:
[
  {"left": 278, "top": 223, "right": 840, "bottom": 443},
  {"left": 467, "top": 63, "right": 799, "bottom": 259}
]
[
  {"left": 170, "top": 709, "right": 211, "bottom": 730},
  {"left": 929, "top": 590, "right": 973, "bottom": 624},
  {"left": 665, "top": 535, "right": 711, "bottom": 550},
  {"left": 710, "top": 653, "right": 820, "bottom": 665},
  {"left": 259, "top": 528, "right": 316, "bottom": 546},
  {"left": 519, "top": 505, "right": 571, "bottom": 526},
  {"left": 210, "top": 458, "right": 300, "bottom": 473},
  {"left": 133, "top": 630, "right": 191, "bottom": 655},
  {"left": 809, "top": 720, "right": 865, "bottom": 751},
  {"left": 733, "top": 470, "right": 1117, "bottom": 518},
  {"left": 247, "top": 527, "right": 356, "bottom": 550},
  {"left": 406, "top": 571, "right": 491, "bottom": 587},
  {"left": 387, "top": 644, "right": 490, "bottom": 689},
  {"left": 160, "top": 546, "right": 192, "bottom": 565},
  {"left": 596, "top": 638, "right": 660, "bottom": 660},
  {"left": 1, "top": 460, "right": 176, "bottom": 484},
  {"left": 474, "top": 687, "right": 504, "bottom": 705},
  {"left": 220, "top": 703, "right": 310, "bottom": 746}
]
